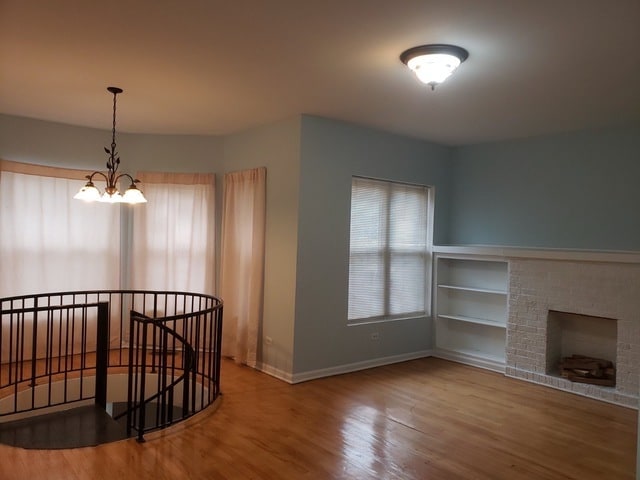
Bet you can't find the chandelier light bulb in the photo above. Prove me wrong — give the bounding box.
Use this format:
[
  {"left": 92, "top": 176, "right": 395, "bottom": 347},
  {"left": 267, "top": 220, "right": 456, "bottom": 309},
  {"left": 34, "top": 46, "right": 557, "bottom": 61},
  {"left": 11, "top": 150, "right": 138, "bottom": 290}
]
[
  {"left": 73, "top": 182, "right": 101, "bottom": 202},
  {"left": 99, "top": 191, "right": 124, "bottom": 203},
  {"left": 122, "top": 184, "right": 148, "bottom": 204}
]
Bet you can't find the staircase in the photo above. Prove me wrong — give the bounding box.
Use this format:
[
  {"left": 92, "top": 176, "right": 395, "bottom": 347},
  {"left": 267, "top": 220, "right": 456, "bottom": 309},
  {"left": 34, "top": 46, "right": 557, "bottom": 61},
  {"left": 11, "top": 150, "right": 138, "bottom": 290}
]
[{"left": 0, "top": 290, "right": 223, "bottom": 447}]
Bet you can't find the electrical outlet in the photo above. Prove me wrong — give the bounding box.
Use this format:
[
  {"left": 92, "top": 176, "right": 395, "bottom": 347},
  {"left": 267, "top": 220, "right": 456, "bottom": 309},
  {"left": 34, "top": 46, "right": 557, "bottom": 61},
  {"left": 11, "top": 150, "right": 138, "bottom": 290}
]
[{"left": 370, "top": 332, "right": 379, "bottom": 341}]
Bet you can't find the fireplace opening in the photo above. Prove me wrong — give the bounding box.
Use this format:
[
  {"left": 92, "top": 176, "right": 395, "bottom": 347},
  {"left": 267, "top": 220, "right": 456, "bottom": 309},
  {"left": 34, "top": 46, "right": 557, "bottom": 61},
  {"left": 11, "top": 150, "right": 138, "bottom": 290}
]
[{"left": 545, "top": 310, "right": 617, "bottom": 386}]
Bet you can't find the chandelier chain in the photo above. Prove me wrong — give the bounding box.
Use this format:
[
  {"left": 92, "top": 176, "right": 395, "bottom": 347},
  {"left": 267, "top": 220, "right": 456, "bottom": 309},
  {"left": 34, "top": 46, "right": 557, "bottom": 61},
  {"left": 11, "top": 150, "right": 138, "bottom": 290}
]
[{"left": 111, "top": 91, "right": 117, "bottom": 152}]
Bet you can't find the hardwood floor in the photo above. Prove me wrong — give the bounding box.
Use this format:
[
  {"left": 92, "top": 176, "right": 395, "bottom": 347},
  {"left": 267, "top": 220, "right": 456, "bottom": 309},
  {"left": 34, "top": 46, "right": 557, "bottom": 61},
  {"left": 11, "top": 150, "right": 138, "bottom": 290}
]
[{"left": 0, "top": 357, "right": 636, "bottom": 479}]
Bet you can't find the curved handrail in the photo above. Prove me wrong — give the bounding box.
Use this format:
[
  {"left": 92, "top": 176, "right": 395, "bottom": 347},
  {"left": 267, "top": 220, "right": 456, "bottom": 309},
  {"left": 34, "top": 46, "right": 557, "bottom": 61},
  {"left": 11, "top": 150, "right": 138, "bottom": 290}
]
[
  {"left": 123, "top": 313, "right": 196, "bottom": 407},
  {"left": 118, "top": 310, "right": 199, "bottom": 441},
  {"left": 0, "top": 289, "right": 223, "bottom": 443}
]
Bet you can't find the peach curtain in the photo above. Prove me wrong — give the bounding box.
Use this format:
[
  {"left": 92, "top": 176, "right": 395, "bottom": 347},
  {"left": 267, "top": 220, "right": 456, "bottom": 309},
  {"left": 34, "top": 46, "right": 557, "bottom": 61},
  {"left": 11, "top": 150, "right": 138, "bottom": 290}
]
[
  {"left": 219, "top": 167, "right": 266, "bottom": 367},
  {"left": 131, "top": 171, "right": 215, "bottom": 295}
]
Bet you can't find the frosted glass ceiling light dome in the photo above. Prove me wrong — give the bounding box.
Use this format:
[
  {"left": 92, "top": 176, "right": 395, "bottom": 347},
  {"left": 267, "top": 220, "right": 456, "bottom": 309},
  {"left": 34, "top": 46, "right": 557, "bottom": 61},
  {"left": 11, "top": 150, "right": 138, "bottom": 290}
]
[{"left": 400, "top": 44, "right": 469, "bottom": 90}]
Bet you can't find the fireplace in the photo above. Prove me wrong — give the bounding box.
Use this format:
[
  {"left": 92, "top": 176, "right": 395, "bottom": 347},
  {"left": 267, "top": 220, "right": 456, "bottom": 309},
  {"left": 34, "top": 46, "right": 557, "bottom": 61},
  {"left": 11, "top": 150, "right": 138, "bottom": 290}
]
[
  {"left": 506, "top": 257, "right": 640, "bottom": 407},
  {"left": 546, "top": 310, "right": 617, "bottom": 382}
]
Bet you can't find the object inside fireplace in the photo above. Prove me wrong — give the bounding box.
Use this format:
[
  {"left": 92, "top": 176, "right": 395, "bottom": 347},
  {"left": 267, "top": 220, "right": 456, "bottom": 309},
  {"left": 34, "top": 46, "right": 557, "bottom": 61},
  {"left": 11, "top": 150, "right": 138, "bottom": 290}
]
[{"left": 559, "top": 354, "right": 616, "bottom": 387}]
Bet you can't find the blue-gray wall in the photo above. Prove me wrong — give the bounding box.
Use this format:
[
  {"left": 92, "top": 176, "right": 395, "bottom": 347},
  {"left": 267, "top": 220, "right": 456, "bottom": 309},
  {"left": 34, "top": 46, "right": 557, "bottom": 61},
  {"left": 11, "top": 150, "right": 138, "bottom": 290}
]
[
  {"left": 3, "top": 113, "right": 640, "bottom": 380},
  {"left": 0, "top": 114, "right": 223, "bottom": 172},
  {"left": 222, "top": 118, "right": 302, "bottom": 378},
  {"left": 292, "top": 116, "right": 451, "bottom": 375},
  {"left": 448, "top": 124, "right": 640, "bottom": 250}
]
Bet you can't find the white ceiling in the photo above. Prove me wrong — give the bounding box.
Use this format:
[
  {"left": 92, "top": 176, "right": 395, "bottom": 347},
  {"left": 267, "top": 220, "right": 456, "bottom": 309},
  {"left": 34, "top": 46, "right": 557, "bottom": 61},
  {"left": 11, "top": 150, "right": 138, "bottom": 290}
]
[{"left": 1, "top": 0, "right": 639, "bottom": 146}]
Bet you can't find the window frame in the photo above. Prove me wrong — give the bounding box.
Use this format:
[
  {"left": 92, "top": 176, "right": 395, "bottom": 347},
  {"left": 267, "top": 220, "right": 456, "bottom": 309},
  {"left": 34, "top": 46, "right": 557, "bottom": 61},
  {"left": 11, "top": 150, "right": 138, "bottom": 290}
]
[{"left": 347, "top": 176, "right": 434, "bottom": 325}]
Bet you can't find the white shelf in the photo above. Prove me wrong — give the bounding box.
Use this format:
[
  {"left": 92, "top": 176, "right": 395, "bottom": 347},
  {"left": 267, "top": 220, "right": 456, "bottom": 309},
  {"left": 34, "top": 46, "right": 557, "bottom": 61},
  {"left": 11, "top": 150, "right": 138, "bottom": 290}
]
[
  {"left": 438, "top": 314, "right": 506, "bottom": 329},
  {"left": 437, "top": 284, "right": 507, "bottom": 295},
  {"left": 437, "top": 286, "right": 506, "bottom": 324},
  {"left": 433, "top": 254, "right": 509, "bottom": 372},
  {"left": 432, "top": 245, "right": 640, "bottom": 265}
]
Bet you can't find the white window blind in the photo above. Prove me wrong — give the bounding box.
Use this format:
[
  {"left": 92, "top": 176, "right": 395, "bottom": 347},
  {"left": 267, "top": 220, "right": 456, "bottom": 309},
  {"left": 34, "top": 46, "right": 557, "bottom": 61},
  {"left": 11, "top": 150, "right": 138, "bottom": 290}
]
[{"left": 348, "top": 177, "right": 431, "bottom": 322}]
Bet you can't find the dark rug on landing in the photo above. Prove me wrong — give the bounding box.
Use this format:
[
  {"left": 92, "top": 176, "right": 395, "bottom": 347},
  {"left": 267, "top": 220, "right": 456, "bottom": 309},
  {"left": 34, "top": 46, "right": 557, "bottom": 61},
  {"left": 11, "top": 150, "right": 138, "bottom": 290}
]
[{"left": 0, "top": 404, "right": 129, "bottom": 449}]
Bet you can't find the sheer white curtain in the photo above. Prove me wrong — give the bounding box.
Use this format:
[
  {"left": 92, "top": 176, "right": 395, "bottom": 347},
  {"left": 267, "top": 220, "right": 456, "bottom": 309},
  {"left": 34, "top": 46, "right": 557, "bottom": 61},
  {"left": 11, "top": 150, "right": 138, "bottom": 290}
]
[
  {"left": 0, "top": 160, "right": 121, "bottom": 361},
  {"left": 131, "top": 172, "right": 215, "bottom": 295},
  {"left": 220, "top": 167, "right": 266, "bottom": 366},
  {"left": 0, "top": 160, "right": 121, "bottom": 297}
]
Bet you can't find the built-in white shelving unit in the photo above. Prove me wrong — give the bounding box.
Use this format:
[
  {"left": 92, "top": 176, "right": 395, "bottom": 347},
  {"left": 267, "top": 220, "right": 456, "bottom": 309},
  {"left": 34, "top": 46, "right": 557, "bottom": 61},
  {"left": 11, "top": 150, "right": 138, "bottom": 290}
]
[{"left": 433, "top": 254, "right": 509, "bottom": 372}]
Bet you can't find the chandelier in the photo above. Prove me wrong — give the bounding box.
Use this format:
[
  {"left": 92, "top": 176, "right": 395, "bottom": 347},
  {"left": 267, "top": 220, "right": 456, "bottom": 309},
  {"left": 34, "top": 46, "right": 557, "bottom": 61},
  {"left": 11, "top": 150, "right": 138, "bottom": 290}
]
[{"left": 74, "top": 87, "right": 147, "bottom": 204}]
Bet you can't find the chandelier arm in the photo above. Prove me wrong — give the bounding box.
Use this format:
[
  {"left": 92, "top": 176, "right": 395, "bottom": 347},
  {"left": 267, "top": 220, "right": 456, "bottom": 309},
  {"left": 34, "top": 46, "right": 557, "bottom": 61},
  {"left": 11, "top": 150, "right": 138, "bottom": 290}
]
[
  {"left": 114, "top": 173, "right": 140, "bottom": 186},
  {"left": 87, "top": 171, "right": 110, "bottom": 184}
]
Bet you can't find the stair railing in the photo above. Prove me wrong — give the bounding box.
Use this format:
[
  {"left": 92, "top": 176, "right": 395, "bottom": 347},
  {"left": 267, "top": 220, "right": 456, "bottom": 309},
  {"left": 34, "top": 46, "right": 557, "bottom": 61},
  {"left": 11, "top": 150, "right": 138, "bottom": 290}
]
[{"left": 0, "top": 290, "right": 223, "bottom": 442}]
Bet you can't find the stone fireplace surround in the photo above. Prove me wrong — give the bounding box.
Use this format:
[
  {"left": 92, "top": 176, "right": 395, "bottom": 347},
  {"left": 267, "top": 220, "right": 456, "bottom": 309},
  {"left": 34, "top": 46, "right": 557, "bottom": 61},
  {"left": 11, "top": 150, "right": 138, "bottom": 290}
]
[{"left": 505, "top": 251, "right": 640, "bottom": 407}]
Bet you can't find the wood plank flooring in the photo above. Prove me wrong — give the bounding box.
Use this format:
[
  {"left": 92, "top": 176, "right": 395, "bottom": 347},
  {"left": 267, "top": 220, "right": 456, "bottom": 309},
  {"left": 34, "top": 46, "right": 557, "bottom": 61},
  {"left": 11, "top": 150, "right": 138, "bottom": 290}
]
[{"left": 0, "top": 357, "right": 636, "bottom": 479}]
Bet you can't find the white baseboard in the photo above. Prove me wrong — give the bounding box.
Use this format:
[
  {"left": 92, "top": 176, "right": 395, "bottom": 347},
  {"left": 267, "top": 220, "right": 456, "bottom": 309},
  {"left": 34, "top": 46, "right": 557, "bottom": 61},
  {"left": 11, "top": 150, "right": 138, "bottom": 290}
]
[
  {"left": 256, "top": 348, "right": 504, "bottom": 385},
  {"left": 289, "top": 350, "right": 434, "bottom": 384},
  {"left": 255, "top": 363, "right": 294, "bottom": 384},
  {"left": 433, "top": 348, "right": 506, "bottom": 374}
]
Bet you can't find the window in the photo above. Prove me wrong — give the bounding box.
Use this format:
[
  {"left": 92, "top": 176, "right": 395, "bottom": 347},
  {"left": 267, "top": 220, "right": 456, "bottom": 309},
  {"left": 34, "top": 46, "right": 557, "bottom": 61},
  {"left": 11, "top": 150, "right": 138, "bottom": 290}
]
[
  {"left": 348, "top": 177, "right": 433, "bottom": 322},
  {"left": 0, "top": 161, "right": 121, "bottom": 297},
  {"left": 131, "top": 172, "right": 215, "bottom": 294},
  {"left": 0, "top": 163, "right": 216, "bottom": 298}
]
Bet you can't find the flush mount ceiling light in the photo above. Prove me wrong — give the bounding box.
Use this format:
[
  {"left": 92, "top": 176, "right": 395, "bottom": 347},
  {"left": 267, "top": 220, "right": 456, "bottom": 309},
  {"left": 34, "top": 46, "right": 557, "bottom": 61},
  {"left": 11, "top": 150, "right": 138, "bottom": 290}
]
[
  {"left": 74, "top": 87, "right": 147, "bottom": 204},
  {"left": 400, "top": 44, "right": 469, "bottom": 90}
]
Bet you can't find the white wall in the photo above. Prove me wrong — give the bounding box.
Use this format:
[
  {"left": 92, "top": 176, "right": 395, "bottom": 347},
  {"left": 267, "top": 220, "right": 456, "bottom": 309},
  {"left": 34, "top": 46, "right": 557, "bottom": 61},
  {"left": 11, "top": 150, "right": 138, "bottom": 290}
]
[
  {"left": 0, "top": 114, "right": 223, "bottom": 172},
  {"left": 449, "top": 123, "right": 640, "bottom": 250},
  {"left": 292, "top": 116, "right": 451, "bottom": 377},
  {"left": 0, "top": 113, "right": 300, "bottom": 379},
  {"left": 0, "top": 114, "right": 123, "bottom": 169},
  {"left": 0, "top": 113, "right": 454, "bottom": 381},
  {"left": 221, "top": 117, "right": 301, "bottom": 379}
]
